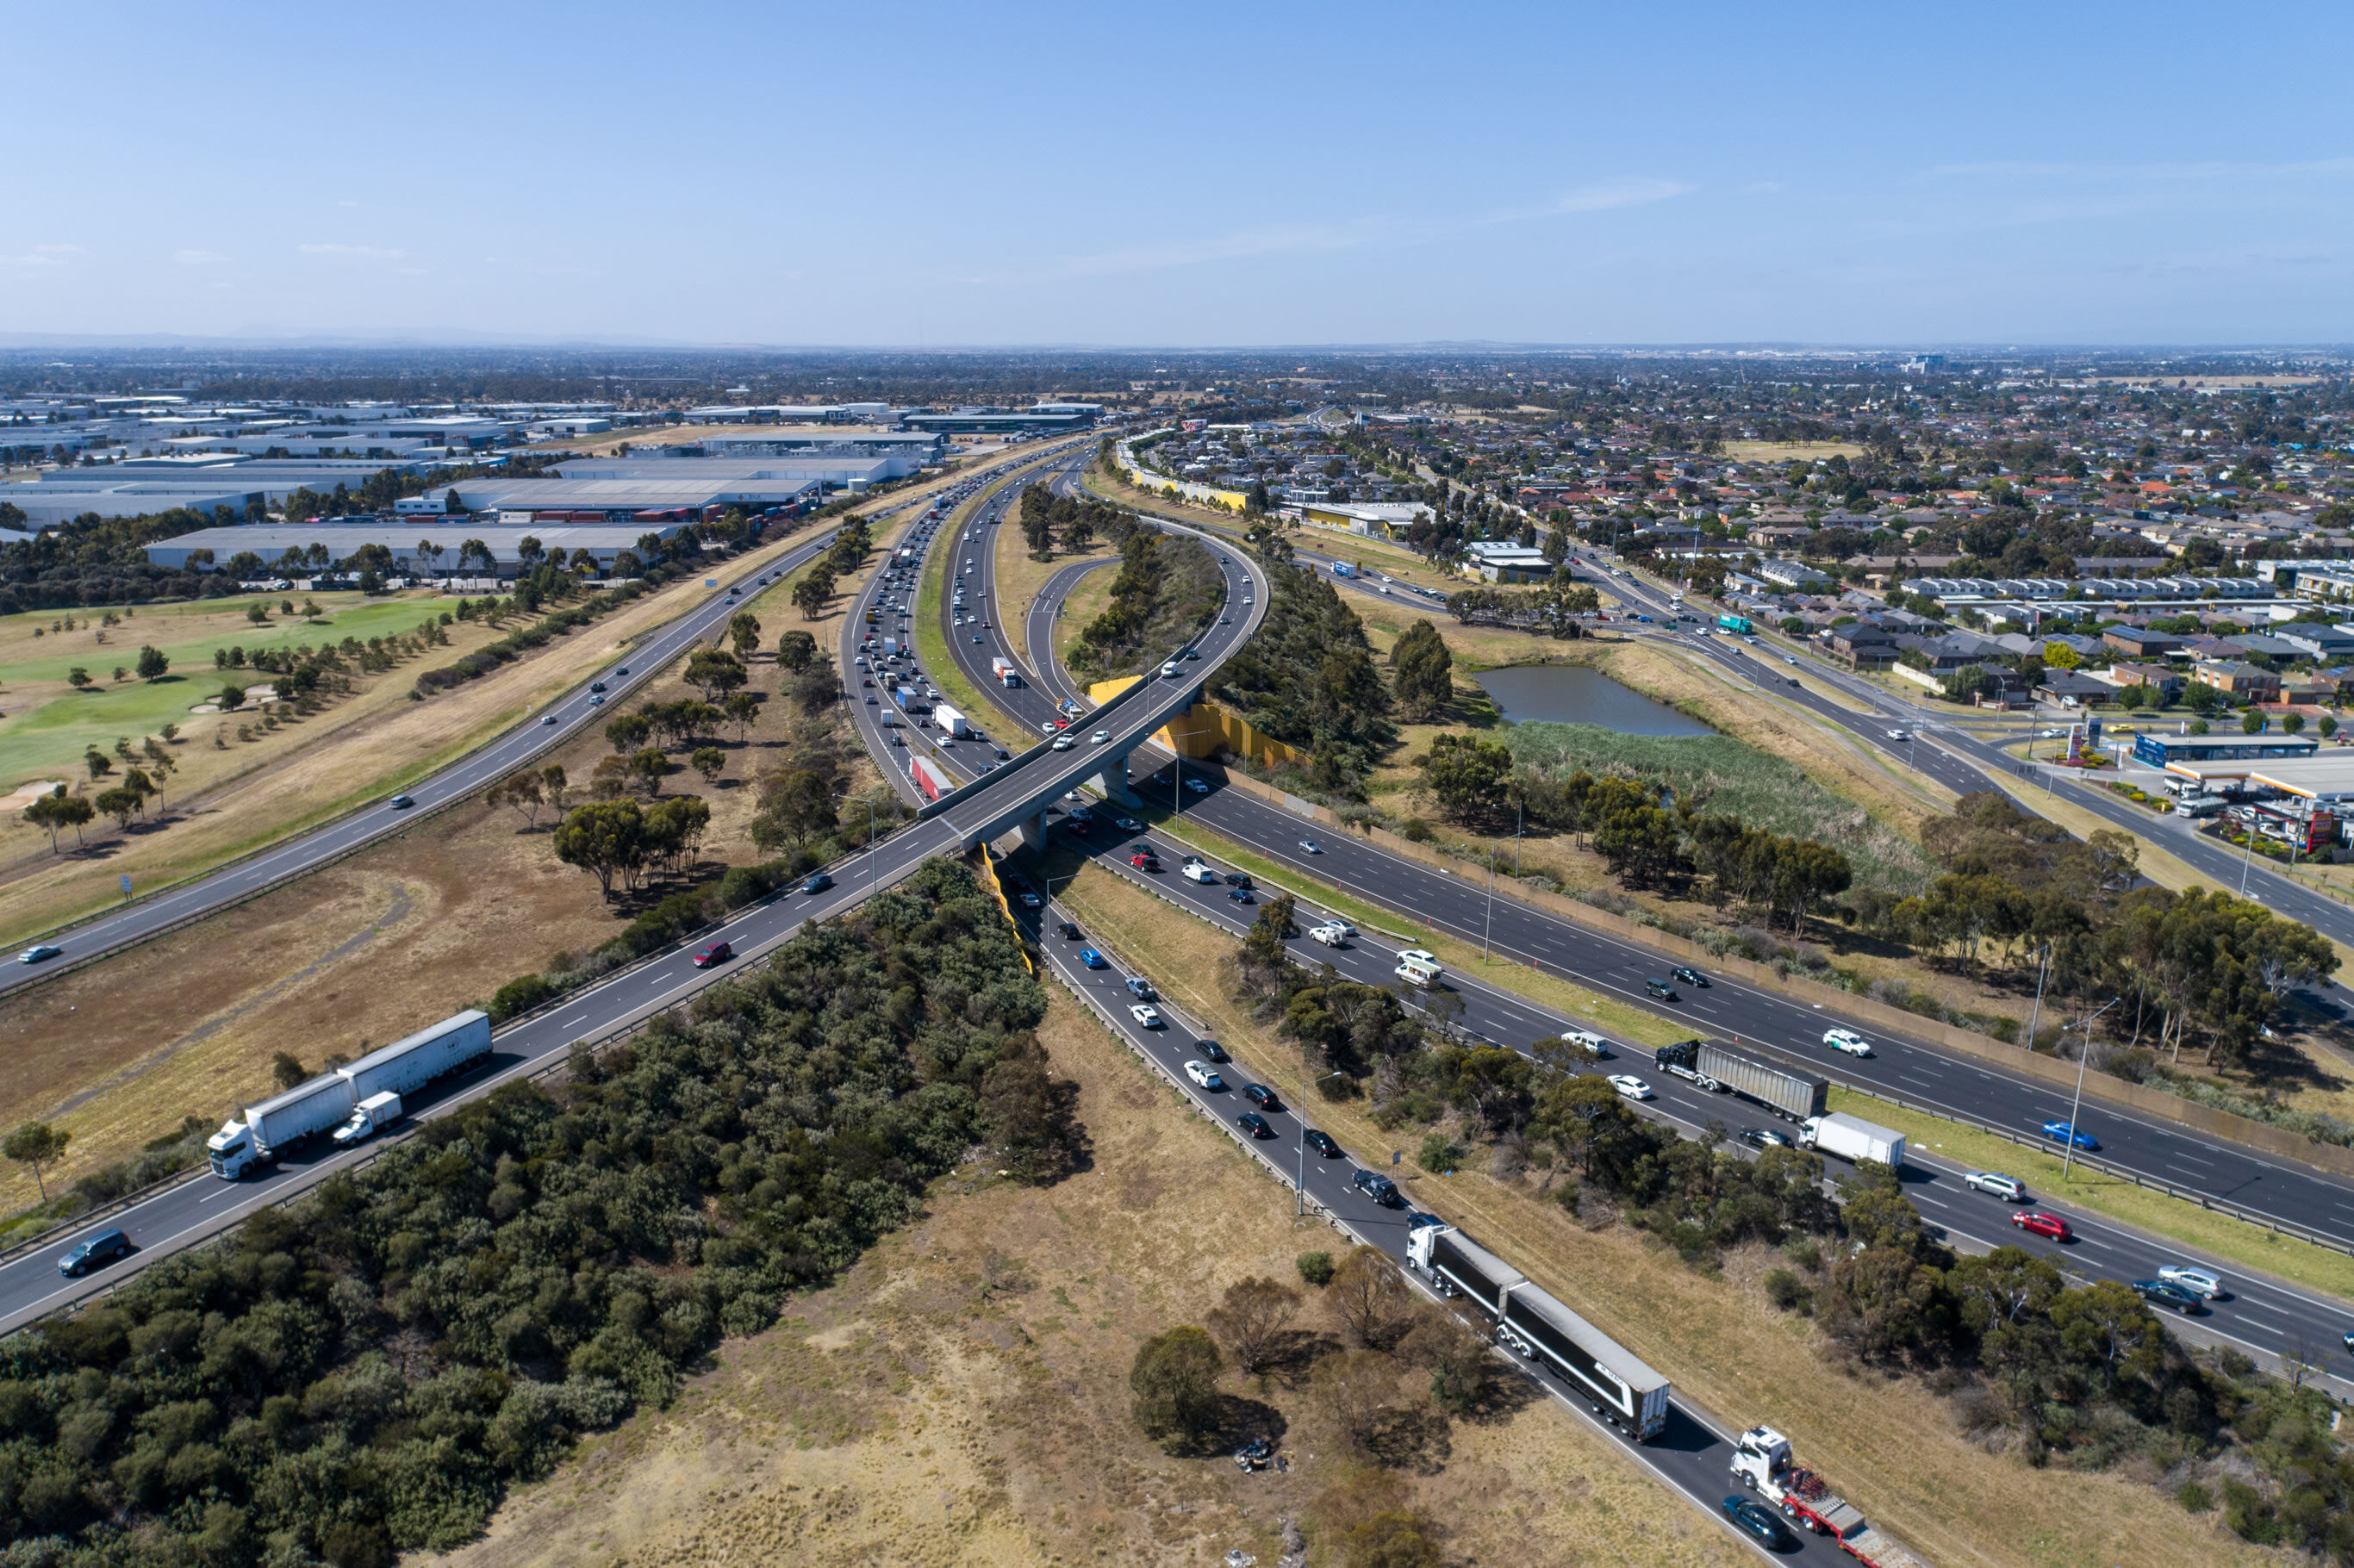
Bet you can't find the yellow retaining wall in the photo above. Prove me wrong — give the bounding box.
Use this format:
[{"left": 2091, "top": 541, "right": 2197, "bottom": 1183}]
[
  {"left": 968, "top": 848, "right": 1036, "bottom": 974},
  {"left": 1086, "top": 677, "right": 1306, "bottom": 768}
]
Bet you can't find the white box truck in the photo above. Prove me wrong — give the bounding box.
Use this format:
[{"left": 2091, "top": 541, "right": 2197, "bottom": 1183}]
[
  {"left": 1799, "top": 1111, "right": 1906, "bottom": 1169},
  {"left": 332, "top": 1092, "right": 403, "bottom": 1149},
  {"left": 208, "top": 1010, "right": 491, "bottom": 1179},
  {"left": 935, "top": 702, "right": 972, "bottom": 738},
  {"left": 991, "top": 656, "right": 1019, "bottom": 688}
]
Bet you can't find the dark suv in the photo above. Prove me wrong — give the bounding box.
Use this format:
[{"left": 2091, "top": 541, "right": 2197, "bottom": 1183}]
[
  {"left": 59, "top": 1229, "right": 131, "bottom": 1278},
  {"left": 1353, "top": 1170, "right": 1404, "bottom": 1208},
  {"left": 1242, "top": 1083, "right": 1284, "bottom": 1111}
]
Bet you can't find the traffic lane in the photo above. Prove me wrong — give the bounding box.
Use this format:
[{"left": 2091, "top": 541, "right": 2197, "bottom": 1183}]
[
  {"left": 1028, "top": 888, "right": 1841, "bottom": 1566},
  {"left": 1154, "top": 772, "right": 2354, "bottom": 1242},
  {"left": 3, "top": 523, "right": 852, "bottom": 987}
]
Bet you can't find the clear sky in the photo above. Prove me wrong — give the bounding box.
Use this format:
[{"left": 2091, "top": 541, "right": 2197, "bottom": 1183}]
[{"left": 6, "top": 1, "right": 2351, "bottom": 347}]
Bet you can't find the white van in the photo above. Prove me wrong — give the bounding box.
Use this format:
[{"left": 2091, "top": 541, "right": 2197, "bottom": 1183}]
[{"left": 1395, "top": 949, "right": 1443, "bottom": 988}]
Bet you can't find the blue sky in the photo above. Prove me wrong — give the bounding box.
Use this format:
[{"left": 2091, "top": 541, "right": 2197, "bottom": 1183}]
[{"left": 6, "top": 1, "right": 2351, "bottom": 346}]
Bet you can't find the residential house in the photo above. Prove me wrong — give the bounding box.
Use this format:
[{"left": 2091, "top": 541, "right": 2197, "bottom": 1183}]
[
  {"left": 2103, "top": 627, "right": 2183, "bottom": 658},
  {"left": 1828, "top": 622, "right": 1899, "bottom": 669},
  {"left": 2036, "top": 670, "right": 2115, "bottom": 707},
  {"left": 2195, "top": 660, "right": 2282, "bottom": 700},
  {"left": 2100, "top": 662, "right": 2184, "bottom": 699},
  {"left": 2276, "top": 623, "right": 2354, "bottom": 661}
]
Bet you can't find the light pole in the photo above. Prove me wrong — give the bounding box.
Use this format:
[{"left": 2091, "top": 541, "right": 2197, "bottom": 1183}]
[
  {"left": 1298, "top": 1067, "right": 1348, "bottom": 1216},
  {"left": 2059, "top": 996, "right": 2121, "bottom": 1179},
  {"left": 2239, "top": 823, "right": 2257, "bottom": 895},
  {"left": 2022, "top": 942, "right": 2051, "bottom": 1051}
]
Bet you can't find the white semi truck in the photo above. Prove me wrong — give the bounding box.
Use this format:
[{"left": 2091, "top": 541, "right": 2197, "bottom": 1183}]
[
  {"left": 1728, "top": 1425, "right": 1930, "bottom": 1566},
  {"left": 208, "top": 1011, "right": 492, "bottom": 1179},
  {"left": 935, "top": 702, "right": 972, "bottom": 738},
  {"left": 1799, "top": 1111, "right": 1907, "bottom": 1170}
]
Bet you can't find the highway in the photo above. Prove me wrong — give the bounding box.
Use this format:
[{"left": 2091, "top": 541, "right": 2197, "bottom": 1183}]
[
  {"left": 958, "top": 501, "right": 2354, "bottom": 1391},
  {"left": 0, "top": 500, "right": 936, "bottom": 994}
]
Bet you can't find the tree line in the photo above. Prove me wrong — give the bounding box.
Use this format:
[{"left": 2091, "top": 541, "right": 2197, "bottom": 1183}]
[
  {"left": 1208, "top": 545, "right": 1397, "bottom": 795},
  {"left": 0, "top": 861, "right": 1067, "bottom": 1567}
]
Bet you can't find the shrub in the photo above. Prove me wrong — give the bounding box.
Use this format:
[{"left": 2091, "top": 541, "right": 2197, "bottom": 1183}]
[
  {"left": 1763, "top": 1267, "right": 1813, "bottom": 1312},
  {"left": 1296, "top": 1250, "right": 1336, "bottom": 1287},
  {"left": 486, "top": 972, "right": 557, "bottom": 1023},
  {"left": 1398, "top": 817, "right": 1435, "bottom": 843},
  {"left": 1417, "top": 1132, "right": 1466, "bottom": 1173}
]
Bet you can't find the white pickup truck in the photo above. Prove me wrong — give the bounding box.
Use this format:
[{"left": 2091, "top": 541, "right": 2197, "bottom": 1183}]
[{"left": 1309, "top": 921, "right": 1355, "bottom": 947}]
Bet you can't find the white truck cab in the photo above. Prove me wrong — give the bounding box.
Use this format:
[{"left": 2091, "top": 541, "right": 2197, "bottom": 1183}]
[{"left": 333, "top": 1092, "right": 404, "bottom": 1149}]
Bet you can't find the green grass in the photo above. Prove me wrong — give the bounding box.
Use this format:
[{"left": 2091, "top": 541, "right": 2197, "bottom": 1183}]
[
  {"left": 1504, "top": 720, "right": 1933, "bottom": 893},
  {"left": 0, "top": 595, "right": 451, "bottom": 780},
  {"left": 1826, "top": 1086, "right": 2354, "bottom": 1306}
]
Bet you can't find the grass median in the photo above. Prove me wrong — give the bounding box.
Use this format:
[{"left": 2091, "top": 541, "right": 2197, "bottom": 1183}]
[{"left": 914, "top": 457, "right": 1062, "bottom": 754}]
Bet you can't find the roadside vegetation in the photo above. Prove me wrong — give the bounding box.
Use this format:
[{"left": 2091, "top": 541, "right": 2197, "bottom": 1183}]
[
  {"left": 1210, "top": 543, "right": 1397, "bottom": 795},
  {"left": 0, "top": 860, "right": 1066, "bottom": 1567},
  {"left": 1063, "top": 524, "right": 1223, "bottom": 681}
]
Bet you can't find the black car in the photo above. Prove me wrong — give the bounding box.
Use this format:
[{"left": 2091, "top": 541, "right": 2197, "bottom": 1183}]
[
  {"left": 1237, "top": 1111, "right": 1274, "bottom": 1139},
  {"left": 1671, "top": 966, "right": 1709, "bottom": 988},
  {"left": 1740, "top": 1127, "right": 1793, "bottom": 1151},
  {"left": 802, "top": 872, "right": 833, "bottom": 894},
  {"left": 1353, "top": 1170, "right": 1404, "bottom": 1208},
  {"left": 2132, "top": 1279, "right": 2208, "bottom": 1316},
  {"left": 1195, "top": 1039, "right": 1230, "bottom": 1064},
  {"left": 1722, "top": 1496, "right": 1792, "bottom": 1550},
  {"left": 1056, "top": 921, "right": 1081, "bottom": 940},
  {"left": 1228, "top": 887, "right": 1256, "bottom": 905},
  {"left": 1304, "top": 1129, "right": 1342, "bottom": 1158},
  {"left": 1242, "top": 1083, "right": 1284, "bottom": 1111},
  {"left": 59, "top": 1228, "right": 131, "bottom": 1278},
  {"left": 1224, "top": 871, "right": 1254, "bottom": 889}
]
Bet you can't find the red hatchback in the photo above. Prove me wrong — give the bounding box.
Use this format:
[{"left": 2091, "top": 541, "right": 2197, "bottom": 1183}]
[
  {"left": 2010, "top": 1210, "right": 2071, "bottom": 1242},
  {"left": 692, "top": 940, "right": 733, "bottom": 968}
]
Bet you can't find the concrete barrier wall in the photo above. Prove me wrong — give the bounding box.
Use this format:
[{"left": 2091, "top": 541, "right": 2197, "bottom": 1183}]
[
  {"left": 1087, "top": 678, "right": 1306, "bottom": 768},
  {"left": 1209, "top": 767, "right": 2354, "bottom": 1181}
]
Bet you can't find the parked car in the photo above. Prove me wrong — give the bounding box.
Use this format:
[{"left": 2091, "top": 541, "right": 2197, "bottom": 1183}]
[
  {"left": 692, "top": 941, "right": 732, "bottom": 968},
  {"left": 1236, "top": 1111, "right": 1274, "bottom": 1139},
  {"left": 2158, "top": 1265, "right": 2226, "bottom": 1300},
  {"left": 1184, "top": 1060, "right": 1227, "bottom": 1091},
  {"left": 58, "top": 1229, "right": 132, "bottom": 1278},
  {"left": 1130, "top": 1004, "right": 1163, "bottom": 1028},
  {"left": 2133, "top": 1279, "right": 2208, "bottom": 1315},
  {"left": 1608, "top": 1074, "right": 1654, "bottom": 1102},
  {"left": 2010, "top": 1210, "right": 2072, "bottom": 1241},
  {"left": 1079, "top": 948, "right": 1107, "bottom": 969},
  {"left": 1822, "top": 1028, "right": 1874, "bottom": 1056},
  {"left": 1304, "top": 1130, "right": 1342, "bottom": 1158},
  {"left": 2041, "top": 1120, "right": 2100, "bottom": 1150},
  {"left": 1242, "top": 1083, "right": 1283, "bottom": 1111},
  {"left": 1670, "top": 966, "right": 1709, "bottom": 988},
  {"left": 1739, "top": 1127, "right": 1792, "bottom": 1150},
  {"left": 1353, "top": 1170, "right": 1404, "bottom": 1207}
]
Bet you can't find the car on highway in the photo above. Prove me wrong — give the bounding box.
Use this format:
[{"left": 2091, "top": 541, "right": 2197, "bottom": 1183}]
[
  {"left": 802, "top": 872, "right": 834, "bottom": 894},
  {"left": 2041, "top": 1120, "right": 2099, "bottom": 1150},
  {"left": 1130, "top": 850, "right": 1161, "bottom": 871},
  {"left": 588, "top": 694, "right": 605, "bottom": 706},
  {"left": 1822, "top": 1029, "right": 1874, "bottom": 1057},
  {"left": 1308, "top": 923, "right": 1351, "bottom": 947},
  {"left": 1040, "top": 720, "right": 1059, "bottom": 733},
  {"left": 1721, "top": 1496, "right": 1793, "bottom": 1550},
  {"left": 2010, "top": 1210, "right": 2072, "bottom": 1241},
  {"left": 1608, "top": 1074, "right": 1654, "bottom": 1101},
  {"left": 58, "top": 1228, "right": 132, "bottom": 1278},
  {"left": 1242, "top": 1083, "right": 1283, "bottom": 1111},
  {"left": 1298, "top": 839, "right": 1323, "bottom": 854},
  {"left": 2158, "top": 1265, "right": 2226, "bottom": 1299},
  {"left": 541, "top": 714, "right": 557, "bottom": 725},
  {"left": 388, "top": 794, "right": 415, "bottom": 810},
  {"left": 613, "top": 666, "right": 629, "bottom": 677},
  {"left": 1080, "top": 948, "right": 1107, "bottom": 969},
  {"left": 1304, "top": 1129, "right": 1342, "bottom": 1158},
  {"left": 1236, "top": 1111, "right": 1274, "bottom": 1139},
  {"left": 1051, "top": 736, "right": 1074, "bottom": 750},
  {"left": 1671, "top": 965, "right": 1709, "bottom": 988},
  {"left": 691, "top": 940, "right": 733, "bottom": 968},
  {"left": 1353, "top": 1169, "right": 1404, "bottom": 1207},
  {"left": 1088, "top": 728, "right": 1112, "bottom": 744},
  {"left": 1130, "top": 1004, "right": 1163, "bottom": 1028},
  {"left": 1125, "top": 976, "right": 1157, "bottom": 1000},
  {"left": 1228, "top": 887, "right": 1255, "bottom": 904},
  {"left": 589, "top": 681, "right": 607, "bottom": 694},
  {"left": 17, "top": 944, "right": 63, "bottom": 965},
  {"left": 1116, "top": 817, "right": 1143, "bottom": 832},
  {"left": 1965, "top": 1172, "right": 2028, "bottom": 1201},
  {"left": 1184, "top": 1060, "right": 1226, "bottom": 1091},
  {"left": 1194, "top": 1038, "right": 1230, "bottom": 1063},
  {"left": 1644, "top": 978, "right": 1679, "bottom": 1001},
  {"left": 1739, "top": 1127, "right": 1792, "bottom": 1150},
  {"left": 2133, "top": 1279, "right": 2208, "bottom": 1315},
  {"left": 1056, "top": 921, "right": 1081, "bottom": 940}
]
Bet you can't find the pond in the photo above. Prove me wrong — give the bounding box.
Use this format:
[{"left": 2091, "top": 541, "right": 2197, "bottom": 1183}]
[{"left": 1475, "top": 664, "right": 1714, "bottom": 736}]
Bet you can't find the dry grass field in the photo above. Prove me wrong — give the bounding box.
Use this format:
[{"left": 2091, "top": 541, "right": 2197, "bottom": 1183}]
[
  {"left": 420, "top": 993, "right": 1751, "bottom": 1568},
  {"left": 992, "top": 517, "right": 1110, "bottom": 668},
  {"left": 1044, "top": 866, "right": 2285, "bottom": 1568}
]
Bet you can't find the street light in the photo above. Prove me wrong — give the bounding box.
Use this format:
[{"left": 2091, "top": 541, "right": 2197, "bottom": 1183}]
[
  {"left": 2059, "top": 996, "right": 2122, "bottom": 1179},
  {"left": 1298, "top": 1068, "right": 1348, "bottom": 1216}
]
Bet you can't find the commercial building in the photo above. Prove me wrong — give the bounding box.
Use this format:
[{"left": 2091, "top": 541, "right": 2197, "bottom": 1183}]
[
  {"left": 2131, "top": 731, "right": 2320, "bottom": 768},
  {"left": 140, "top": 520, "right": 695, "bottom": 577},
  {"left": 693, "top": 429, "right": 946, "bottom": 466},
  {"left": 2158, "top": 753, "right": 2354, "bottom": 804},
  {"left": 557, "top": 453, "right": 918, "bottom": 487},
  {"left": 1299, "top": 501, "right": 1429, "bottom": 537},
  {"left": 1461, "top": 541, "right": 1553, "bottom": 582},
  {"left": 900, "top": 408, "right": 1093, "bottom": 436},
  {"left": 440, "top": 476, "right": 824, "bottom": 522}
]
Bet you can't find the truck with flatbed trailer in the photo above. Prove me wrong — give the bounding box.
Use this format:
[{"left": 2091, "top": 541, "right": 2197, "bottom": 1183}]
[
  {"left": 1406, "top": 1223, "right": 1670, "bottom": 1440},
  {"left": 208, "top": 1011, "right": 491, "bottom": 1179},
  {"left": 1800, "top": 1111, "right": 1906, "bottom": 1169},
  {"left": 1653, "top": 1039, "right": 1827, "bottom": 1122},
  {"left": 1729, "top": 1425, "right": 1930, "bottom": 1567}
]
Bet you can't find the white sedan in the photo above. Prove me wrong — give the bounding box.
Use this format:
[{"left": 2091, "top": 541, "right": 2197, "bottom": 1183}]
[
  {"left": 1130, "top": 1004, "right": 1164, "bottom": 1029},
  {"left": 1183, "top": 1059, "right": 1225, "bottom": 1090},
  {"left": 1823, "top": 1029, "right": 1875, "bottom": 1057},
  {"left": 1607, "top": 1074, "right": 1654, "bottom": 1102},
  {"left": 1092, "top": 729, "right": 1112, "bottom": 744}
]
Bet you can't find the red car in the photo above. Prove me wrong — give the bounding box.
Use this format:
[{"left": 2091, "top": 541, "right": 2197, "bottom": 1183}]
[
  {"left": 1130, "top": 851, "right": 1160, "bottom": 870},
  {"left": 2010, "top": 1210, "right": 2071, "bottom": 1242},
  {"left": 692, "top": 940, "right": 733, "bottom": 968}
]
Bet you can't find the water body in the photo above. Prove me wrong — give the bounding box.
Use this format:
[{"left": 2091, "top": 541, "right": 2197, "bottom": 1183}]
[{"left": 1475, "top": 664, "right": 1714, "bottom": 736}]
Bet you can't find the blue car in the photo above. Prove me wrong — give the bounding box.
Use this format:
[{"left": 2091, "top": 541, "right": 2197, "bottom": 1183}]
[
  {"left": 802, "top": 872, "right": 833, "bottom": 894},
  {"left": 2041, "top": 1120, "right": 2099, "bottom": 1150},
  {"left": 1080, "top": 949, "right": 1108, "bottom": 969}
]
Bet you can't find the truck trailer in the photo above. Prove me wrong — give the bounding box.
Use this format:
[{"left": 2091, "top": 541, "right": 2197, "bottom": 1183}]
[
  {"left": 1799, "top": 1111, "right": 1906, "bottom": 1169},
  {"left": 1408, "top": 1223, "right": 1670, "bottom": 1440},
  {"left": 1654, "top": 1040, "right": 1827, "bottom": 1122},
  {"left": 935, "top": 702, "right": 972, "bottom": 738},
  {"left": 1729, "top": 1426, "right": 1931, "bottom": 1566},
  {"left": 991, "top": 656, "right": 1020, "bottom": 688},
  {"left": 208, "top": 1009, "right": 492, "bottom": 1179}
]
